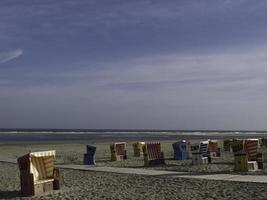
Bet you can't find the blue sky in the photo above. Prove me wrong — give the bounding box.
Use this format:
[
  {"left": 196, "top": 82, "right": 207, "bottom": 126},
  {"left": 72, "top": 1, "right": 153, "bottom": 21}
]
[{"left": 1, "top": 0, "right": 267, "bottom": 130}]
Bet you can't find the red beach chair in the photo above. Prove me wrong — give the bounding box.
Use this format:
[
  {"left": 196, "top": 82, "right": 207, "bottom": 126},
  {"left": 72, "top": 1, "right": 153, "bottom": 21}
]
[
  {"left": 110, "top": 142, "right": 127, "bottom": 161},
  {"left": 143, "top": 142, "right": 165, "bottom": 166}
]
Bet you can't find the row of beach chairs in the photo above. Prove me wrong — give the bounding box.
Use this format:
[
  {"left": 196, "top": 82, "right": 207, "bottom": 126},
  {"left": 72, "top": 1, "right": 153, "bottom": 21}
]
[{"left": 17, "top": 138, "right": 267, "bottom": 196}]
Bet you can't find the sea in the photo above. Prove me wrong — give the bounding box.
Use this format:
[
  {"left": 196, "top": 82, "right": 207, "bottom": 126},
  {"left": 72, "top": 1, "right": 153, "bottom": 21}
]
[{"left": 0, "top": 129, "right": 266, "bottom": 144}]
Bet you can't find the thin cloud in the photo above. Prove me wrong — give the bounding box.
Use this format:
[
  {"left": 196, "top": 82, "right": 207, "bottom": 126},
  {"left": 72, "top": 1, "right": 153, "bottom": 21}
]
[{"left": 0, "top": 49, "right": 23, "bottom": 64}]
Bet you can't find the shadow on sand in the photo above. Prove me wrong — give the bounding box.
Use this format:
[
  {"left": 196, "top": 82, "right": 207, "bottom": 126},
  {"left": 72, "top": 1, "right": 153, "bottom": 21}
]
[{"left": 0, "top": 190, "right": 21, "bottom": 199}]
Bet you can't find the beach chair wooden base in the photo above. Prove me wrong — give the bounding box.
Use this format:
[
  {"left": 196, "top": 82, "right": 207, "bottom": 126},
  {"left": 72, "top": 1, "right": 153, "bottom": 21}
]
[
  {"left": 234, "top": 153, "right": 248, "bottom": 172},
  {"left": 248, "top": 161, "right": 258, "bottom": 171},
  {"left": 192, "top": 152, "right": 208, "bottom": 165}
]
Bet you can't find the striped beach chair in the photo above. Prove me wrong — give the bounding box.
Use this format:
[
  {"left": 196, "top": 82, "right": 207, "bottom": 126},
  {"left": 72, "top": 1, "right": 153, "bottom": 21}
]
[
  {"left": 143, "top": 142, "right": 165, "bottom": 166},
  {"left": 199, "top": 141, "right": 209, "bottom": 157},
  {"left": 84, "top": 145, "right": 96, "bottom": 165},
  {"left": 17, "top": 150, "right": 60, "bottom": 196},
  {"left": 233, "top": 139, "right": 261, "bottom": 171},
  {"left": 110, "top": 142, "right": 127, "bottom": 161},
  {"left": 191, "top": 141, "right": 209, "bottom": 165},
  {"left": 244, "top": 139, "right": 260, "bottom": 161}
]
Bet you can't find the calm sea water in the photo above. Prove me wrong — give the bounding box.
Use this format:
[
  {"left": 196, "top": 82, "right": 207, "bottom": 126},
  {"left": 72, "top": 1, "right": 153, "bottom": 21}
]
[{"left": 0, "top": 129, "right": 266, "bottom": 144}]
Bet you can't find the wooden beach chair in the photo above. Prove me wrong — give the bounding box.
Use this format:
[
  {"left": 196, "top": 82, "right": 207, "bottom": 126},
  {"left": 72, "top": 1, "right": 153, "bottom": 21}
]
[
  {"left": 231, "top": 139, "right": 244, "bottom": 153},
  {"left": 223, "top": 139, "right": 232, "bottom": 151},
  {"left": 132, "top": 142, "right": 145, "bottom": 157},
  {"left": 233, "top": 139, "right": 261, "bottom": 172},
  {"left": 172, "top": 140, "right": 188, "bottom": 160},
  {"left": 244, "top": 139, "right": 260, "bottom": 161},
  {"left": 17, "top": 150, "right": 61, "bottom": 196},
  {"left": 234, "top": 153, "right": 248, "bottom": 172},
  {"left": 208, "top": 140, "right": 221, "bottom": 158},
  {"left": 83, "top": 145, "right": 96, "bottom": 165},
  {"left": 110, "top": 142, "right": 127, "bottom": 161},
  {"left": 143, "top": 142, "right": 165, "bottom": 166}
]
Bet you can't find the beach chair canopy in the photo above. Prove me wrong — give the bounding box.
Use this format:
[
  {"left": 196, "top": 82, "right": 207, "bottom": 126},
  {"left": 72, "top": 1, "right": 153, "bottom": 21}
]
[
  {"left": 208, "top": 140, "right": 219, "bottom": 152},
  {"left": 199, "top": 141, "right": 209, "bottom": 156},
  {"left": 18, "top": 150, "right": 55, "bottom": 184},
  {"left": 172, "top": 140, "right": 187, "bottom": 150},
  {"left": 86, "top": 145, "right": 96, "bottom": 156},
  {"left": 231, "top": 139, "right": 244, "bottom": 153},
  {"left": 132, "top": 142, "right": 145, "bottom": 157}
]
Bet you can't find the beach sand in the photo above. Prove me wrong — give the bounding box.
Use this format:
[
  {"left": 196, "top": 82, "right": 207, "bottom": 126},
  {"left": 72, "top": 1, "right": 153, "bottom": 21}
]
[{"left": 0, "top": 140, "right": 267, "bottom": 199}]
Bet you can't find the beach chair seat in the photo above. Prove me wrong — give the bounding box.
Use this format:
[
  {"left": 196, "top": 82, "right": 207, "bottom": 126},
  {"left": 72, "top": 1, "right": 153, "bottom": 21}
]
[
  {"left": 83, "top": 145, "right": 96, "bottom": 165},
  {"left": 110, "top": 142, "right": 127, "bottom": 161},
  {"left": 132, "top": 142, "right": 145, "bottom": 157},
  {"left": 143, "top": 143, "right": 165, "bottom": 166},
  {"left": 172, "top": 140, "right": 188, "bottom": 160},
  {"left": 17, "top": 150, "right": 60, "bottom": 196}
]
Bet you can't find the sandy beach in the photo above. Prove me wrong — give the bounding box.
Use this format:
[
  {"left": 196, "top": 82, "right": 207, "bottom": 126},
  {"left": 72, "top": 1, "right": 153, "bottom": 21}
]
[{"left": 0, "top": 138, "right": 267, "bottom": 199}]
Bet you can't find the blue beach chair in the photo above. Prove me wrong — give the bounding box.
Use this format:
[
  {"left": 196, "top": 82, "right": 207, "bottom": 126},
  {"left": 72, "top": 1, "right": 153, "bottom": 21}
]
[
  {"left": 172, "top": 140, "right": 188, "bottom": 160},
  {"left": 83, "top": 145, "right": 96, "bottom": 165}
]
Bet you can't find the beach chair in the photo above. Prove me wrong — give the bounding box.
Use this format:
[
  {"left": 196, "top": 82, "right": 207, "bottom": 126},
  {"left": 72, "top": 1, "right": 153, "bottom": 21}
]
[
  {"left": 110, "top": 142, "right": 127, "bottom": 161},
  {"left": 223, "top": 139, "right": 232, "bottom": 151},
  {"left": 192, "top": 152, "right": 208, "bottom": 165},
  {"left": 262, "top": 138, "right": 267, "bottom": 147},
  {"left": 233, "top": 139, "right": 261, "bottom": 172},
  {"left": 231, "top": 139, "right": 244, "bottom": 153},
  {"left": 262, "top": 147, "right": 267, "bottom": 173},
  {"left": 244, "top": 139, "right": 260, "bottom": 161},
  {"left": 199, "top": 141, "right": 209, "bottom": 157},
  {"left": 143, "top": 142, "right": 165, "bottom": 166},
  {"left": 172, "top": 140, "right": 188, "bottom": 160},
  {"left": 17, "top": 150, "right": 60, "bottom": 196},
  {"left": 83, "top": 145, "right": 96, "bottom": 165},
  {"left": 208, "top": 140, "right": 221, "bottom": 158},
  {"left": 234, "top": 153, "right": 248, "bottom": 172},
  {"left": 132, "top": 142, "right": 145, "bottom": 157}
]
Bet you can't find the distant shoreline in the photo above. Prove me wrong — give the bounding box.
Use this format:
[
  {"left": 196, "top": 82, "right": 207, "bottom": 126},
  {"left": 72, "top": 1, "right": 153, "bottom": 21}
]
[
  {"left": 0, "top": 131, "right": 266, "bottom": 144},
  {"left": 0, "top": 128, "right": 267, "bottom": 133}
]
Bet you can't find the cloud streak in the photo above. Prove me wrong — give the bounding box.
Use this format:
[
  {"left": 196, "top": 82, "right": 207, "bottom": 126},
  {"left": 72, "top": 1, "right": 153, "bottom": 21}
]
[{"left": 0, "top": 49, "right": 23, "bottom": 64}]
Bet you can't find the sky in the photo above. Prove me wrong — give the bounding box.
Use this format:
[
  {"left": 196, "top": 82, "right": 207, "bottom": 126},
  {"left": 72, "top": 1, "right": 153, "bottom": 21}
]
[{"left": 1, "top": 0, "right": 267, "bottom": 130}]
